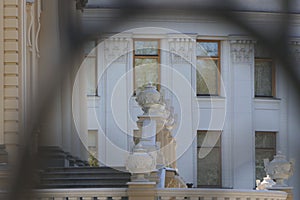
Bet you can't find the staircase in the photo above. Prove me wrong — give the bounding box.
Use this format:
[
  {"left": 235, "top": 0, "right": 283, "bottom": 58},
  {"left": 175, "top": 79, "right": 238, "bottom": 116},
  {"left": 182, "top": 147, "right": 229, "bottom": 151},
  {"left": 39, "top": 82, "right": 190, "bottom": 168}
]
[{"left": 38, "top": 167, "right": 131, "bottom": 188}]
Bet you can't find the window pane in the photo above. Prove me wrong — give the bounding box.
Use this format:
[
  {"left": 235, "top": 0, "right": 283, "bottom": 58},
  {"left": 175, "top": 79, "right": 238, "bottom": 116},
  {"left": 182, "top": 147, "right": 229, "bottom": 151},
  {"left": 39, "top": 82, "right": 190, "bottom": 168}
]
[
  {"left": 197, "top": 59, "right": 218, "bottom": 95},
  {"left": 197, "top": 131, "right": 221, "bottom": 187},
  {"left": 197, "top": 131, "right": 221, "bottom": 148},
  {"left": 255, "top": 61, "right": 273, "bottom": 97},
  {"left": 255, "top": 132, "right": 276, "bottom": 181},
  {"left": 134, "top": 58, "right": 159, "bottom": 90},
  {"left": 255, "top": 132, "right": 276, "bottom": 148},
  {"left": 197, "top": 148, "right": 221, "bottom": 186},
  {"left": 255, "top": 149, "right": 275, "bottom": 180},
  {"left": 197, "top": 42, "right": 219, "bottom": 57},
  {"left": 135, "top": 41, "right": 158, "bottom": 55}
]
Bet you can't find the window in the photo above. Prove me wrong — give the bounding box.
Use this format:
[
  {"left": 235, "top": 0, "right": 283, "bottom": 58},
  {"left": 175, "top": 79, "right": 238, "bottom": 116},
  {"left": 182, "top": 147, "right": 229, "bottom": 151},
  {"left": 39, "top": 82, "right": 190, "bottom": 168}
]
[
  {"left": 88, "top": 130, "right": 98, "bottom": 156},
  {"left": 84, "top": 41, "right": 97, "bottom": 96},
  {"left": 255, "top": 131, "right": 276, "bottom": 181},
  {"left": 197, "top": 130, "right": 222, "bottom": 187},
  {"left": 134, "top": 39, "right": 160, "bottom": 92},
  {"left": 196, "top": 41, "right": 220, "bottom": 96},
  {"left": 255, "top": 44, "right": 275, "bottom": 97}
]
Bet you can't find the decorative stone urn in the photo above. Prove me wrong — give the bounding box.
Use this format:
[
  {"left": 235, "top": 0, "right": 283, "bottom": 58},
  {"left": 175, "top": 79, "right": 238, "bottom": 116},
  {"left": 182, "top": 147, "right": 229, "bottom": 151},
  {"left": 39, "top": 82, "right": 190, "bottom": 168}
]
[
  {"left": 126, "top": 143, "right": 156, "bottom": 182},
  {"left": 264, "top": 152, "right": 294, "bottom": 187},
  {"left": 136, "top": 83, "right": 165, "bottom": 115}
]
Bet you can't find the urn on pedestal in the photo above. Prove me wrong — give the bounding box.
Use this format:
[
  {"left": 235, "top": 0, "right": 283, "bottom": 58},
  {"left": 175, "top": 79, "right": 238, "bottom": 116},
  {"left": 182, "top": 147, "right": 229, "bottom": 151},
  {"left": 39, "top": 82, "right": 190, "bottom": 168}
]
[{"left": 264, "top": 152, "right": 294, "bottom": 187}]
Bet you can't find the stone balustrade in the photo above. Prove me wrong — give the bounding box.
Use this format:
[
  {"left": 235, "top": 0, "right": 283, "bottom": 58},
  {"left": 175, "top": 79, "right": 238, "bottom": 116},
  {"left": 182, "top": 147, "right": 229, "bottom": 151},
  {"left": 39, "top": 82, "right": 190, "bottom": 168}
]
[
  {"left": 0, "top": 187, "right": 288, "bottom": 200},
  {"left": 156, "top": 188, "right": 287, "bottom": 200}
]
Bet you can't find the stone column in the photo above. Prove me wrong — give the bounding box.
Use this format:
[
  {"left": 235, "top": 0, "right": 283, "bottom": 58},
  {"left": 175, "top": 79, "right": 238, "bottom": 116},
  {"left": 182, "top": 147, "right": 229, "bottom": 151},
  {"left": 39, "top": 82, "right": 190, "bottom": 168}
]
[{"left": 230, "top": 37, "right": 255, "bottom": 188}]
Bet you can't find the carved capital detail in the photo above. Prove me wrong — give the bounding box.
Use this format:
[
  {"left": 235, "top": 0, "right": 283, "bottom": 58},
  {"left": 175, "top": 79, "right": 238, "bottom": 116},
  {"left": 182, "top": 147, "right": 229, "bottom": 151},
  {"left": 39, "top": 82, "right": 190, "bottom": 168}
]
[
  {"left": 289, "top": 41, "right": 300, "bottom": 62},
  {"left": 230, "top": 40, "right": 255, "bottom": 63},
  {"left": 168, "top": 37, "right": 196, "bottom": 64},
  {"left": 104, "top": 37, "right": 131, "bottom": 65}
]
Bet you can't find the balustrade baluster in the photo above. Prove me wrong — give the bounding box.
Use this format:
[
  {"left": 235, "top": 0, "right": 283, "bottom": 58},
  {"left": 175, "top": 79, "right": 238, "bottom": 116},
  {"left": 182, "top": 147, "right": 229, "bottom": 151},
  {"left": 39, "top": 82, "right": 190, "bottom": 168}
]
[
  {"left": 97, "top": 197, "right": 107, "bottom": 200},
  {"left": 160, "top": 196, "right": 172, "bottom": 200},
  {"left": 175, "top": 197, "right": 185, "bottom": 200},
  {"left": 81, "top": 197, "right": 93, "bottom": 200},
  {"left": 111, "top": 196, "right": 122, "bottom": 200},
  {"left": 67, "top": 197, "right": 79, "bottom": 200}
]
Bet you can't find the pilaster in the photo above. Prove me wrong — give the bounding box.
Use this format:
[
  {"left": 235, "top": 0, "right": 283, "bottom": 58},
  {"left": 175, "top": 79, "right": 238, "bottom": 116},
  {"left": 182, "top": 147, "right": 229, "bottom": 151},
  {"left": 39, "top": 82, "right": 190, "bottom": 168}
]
[
  {"left": 230, "top": 37, "right": 256, "bottom": 189},
  {"left": 167, "top": 34, "right": 196, "bottom": 184}
]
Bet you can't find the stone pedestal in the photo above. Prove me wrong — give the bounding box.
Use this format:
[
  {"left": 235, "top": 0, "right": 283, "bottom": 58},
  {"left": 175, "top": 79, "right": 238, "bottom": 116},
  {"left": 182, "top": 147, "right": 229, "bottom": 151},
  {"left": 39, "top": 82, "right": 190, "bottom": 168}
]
[
  {"left": 127, "top": 182, "right": 156, "bottom": 200},
  {"left": 268, "top": 187, "right": 293, "bottom": 200}
]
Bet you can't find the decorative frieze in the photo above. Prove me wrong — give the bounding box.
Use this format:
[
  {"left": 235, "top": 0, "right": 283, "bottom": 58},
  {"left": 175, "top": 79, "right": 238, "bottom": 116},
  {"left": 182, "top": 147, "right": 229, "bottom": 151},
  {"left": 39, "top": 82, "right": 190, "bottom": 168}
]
[
  {"left": 104, "top": 37, "right": 131, "bottom": 66},
  {"left": 230, "top": 40, "right": 255, "bottom": 63},
  {"left": 168, "top": 37, "right": 196, "bottom": 64}
]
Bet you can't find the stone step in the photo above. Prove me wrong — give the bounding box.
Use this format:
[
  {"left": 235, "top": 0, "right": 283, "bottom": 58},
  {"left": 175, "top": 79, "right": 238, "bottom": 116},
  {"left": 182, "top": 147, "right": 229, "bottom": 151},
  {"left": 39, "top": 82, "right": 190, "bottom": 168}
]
[
  {"left": 40, "top": 178, "right": 129, "bottom": 185},
  {"left": 38, "top": 166, "right": 131, "bottom": 189},
  {"left": 39, "top": 183, "right": 128, "bottom": 188},
  {"left": 44, "top": 167, "right": 127, "bottom": 173},
  {"left": 41, "top": 172, "right": 130, "bottom": 179}
]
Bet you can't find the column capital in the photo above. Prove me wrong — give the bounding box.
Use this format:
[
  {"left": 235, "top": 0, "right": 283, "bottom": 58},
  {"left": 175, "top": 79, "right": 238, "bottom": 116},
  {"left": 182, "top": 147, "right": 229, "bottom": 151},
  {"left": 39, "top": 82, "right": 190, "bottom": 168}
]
[
  {"left": 230, "top": 36, "right": 255, "bottom": 64},
  {"left": 168, "top": 34, "right": 196, "bottom": 64},
  {"left": 103, "top": 35, "right": 132, "bottom": 65},
  {"left": 288, "top": 39, "right": 300, "bottom": 62}
]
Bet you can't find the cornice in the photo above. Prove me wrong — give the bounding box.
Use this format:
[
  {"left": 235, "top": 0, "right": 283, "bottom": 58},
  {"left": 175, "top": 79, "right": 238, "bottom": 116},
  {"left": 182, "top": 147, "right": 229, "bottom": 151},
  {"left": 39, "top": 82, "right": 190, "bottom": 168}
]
[{"left": 82, "top": 8, "right": 300, "bottom": 26}]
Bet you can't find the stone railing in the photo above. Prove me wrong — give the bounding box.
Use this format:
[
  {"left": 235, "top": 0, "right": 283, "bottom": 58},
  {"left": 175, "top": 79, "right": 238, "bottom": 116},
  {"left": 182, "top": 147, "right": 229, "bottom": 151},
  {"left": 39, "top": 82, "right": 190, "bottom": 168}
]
[
  {"left": 0, "top": 188, "right": 288, "bottom": 200},
  {"left": 156, "top": 188, "right": 288, "bottom": 200}
]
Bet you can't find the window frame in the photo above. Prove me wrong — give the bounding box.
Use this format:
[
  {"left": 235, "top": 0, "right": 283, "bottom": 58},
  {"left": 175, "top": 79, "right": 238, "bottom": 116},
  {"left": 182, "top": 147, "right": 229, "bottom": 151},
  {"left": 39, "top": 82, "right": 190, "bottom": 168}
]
[
  {"left": 196, "top": 130, "right": 222, "bottom": 188},
  {"left": 196, "top": 40, "right": 221, "bottom": 96},
  {"left": 133, "top": 39, "right": 161, "bottom": 92}
]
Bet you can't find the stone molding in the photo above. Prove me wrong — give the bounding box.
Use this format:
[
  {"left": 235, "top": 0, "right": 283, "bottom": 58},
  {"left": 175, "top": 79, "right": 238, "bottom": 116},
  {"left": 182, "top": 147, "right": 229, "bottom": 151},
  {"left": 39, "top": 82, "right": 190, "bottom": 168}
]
[
  {"left": 230, "top": 39, "right": 255, "bottom": 63},
  {"left": 168, "top": 36, "right": 196, "bottom": 64}
]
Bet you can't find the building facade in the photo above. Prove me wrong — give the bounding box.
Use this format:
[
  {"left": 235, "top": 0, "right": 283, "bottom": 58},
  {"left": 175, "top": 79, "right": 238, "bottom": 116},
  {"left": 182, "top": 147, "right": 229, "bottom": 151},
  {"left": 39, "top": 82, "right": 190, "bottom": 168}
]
[{"left": 0, "top": 0, "right": 300, "bottom": 199}]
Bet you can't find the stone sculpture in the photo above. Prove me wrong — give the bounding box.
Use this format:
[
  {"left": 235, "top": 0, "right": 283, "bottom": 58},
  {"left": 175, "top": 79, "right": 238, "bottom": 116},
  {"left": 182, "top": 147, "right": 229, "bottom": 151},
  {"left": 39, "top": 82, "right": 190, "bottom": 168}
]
[{"left": 264, "top": 152, "right": 294, "bottom": 187}]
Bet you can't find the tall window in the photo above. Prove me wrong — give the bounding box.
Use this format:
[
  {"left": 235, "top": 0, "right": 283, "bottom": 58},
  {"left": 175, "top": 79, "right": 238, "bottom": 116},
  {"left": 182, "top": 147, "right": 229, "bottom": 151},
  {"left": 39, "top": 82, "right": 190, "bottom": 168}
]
[
  {"left": 84, "top": 41, "right": 97, "bottom": 96},
  {"left": 255, "top": 131, "right": 276, "bottom": 181},
  {"left": 134, "top": 39, "right": 160, "bottom": 92},
  {"left": 196, "top": 41, "right": 220, "bottom": 96},
  {"left": 197, "top": 130, "right": 222, "bottom": 187},
  {"left": 255, "top": 44, "right": 275, "bottom": 97}
]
